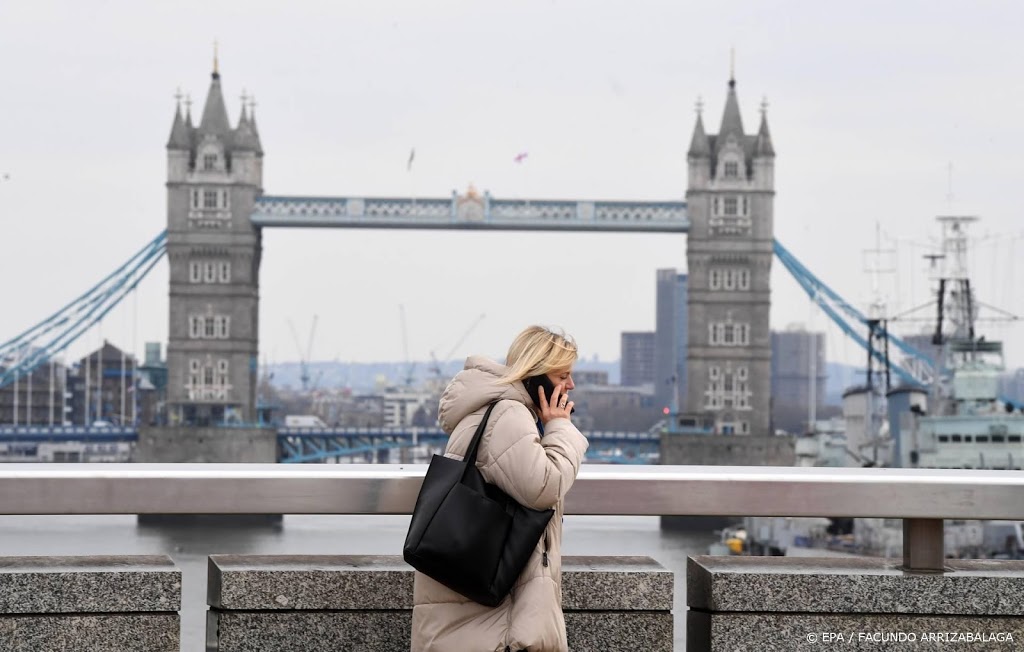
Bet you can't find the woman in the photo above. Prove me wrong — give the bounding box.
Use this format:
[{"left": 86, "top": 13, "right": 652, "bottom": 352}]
[{"left": 411, "top": 325, "right": 590, "bottom": 652}]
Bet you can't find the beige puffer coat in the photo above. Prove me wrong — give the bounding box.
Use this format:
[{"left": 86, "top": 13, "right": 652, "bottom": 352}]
[{"left": 411, "top": 355, "right": 589, "bottom": 652}]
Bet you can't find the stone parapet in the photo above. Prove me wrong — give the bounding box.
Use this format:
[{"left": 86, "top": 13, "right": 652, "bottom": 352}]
[
  {"left": 687, "top": 555, "right": 1024, "bottom": 651},
  {"left": 0, "top": 555, "right": 180, "bottom": 652},
  {"left": 209, "top": 555, "right": 413, "bottom": 610},
  {"left": 207, "top": 554, "right": 673, "bottom": 651}
]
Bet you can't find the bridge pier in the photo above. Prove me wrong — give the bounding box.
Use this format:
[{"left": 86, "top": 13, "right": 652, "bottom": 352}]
[
  {"left": 135, "top": 426, "right": 280, "bottom": 526},
  {"left": 135, "top": 426, "right": 277, "bottom": 464},
  {"left": 659, "top": 432, "right": 795, "bottom": 531}
]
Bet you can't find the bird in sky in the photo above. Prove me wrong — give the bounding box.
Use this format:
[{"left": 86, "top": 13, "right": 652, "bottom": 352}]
[
  {"left": 513, "top": 151, "right": 528, "bottom": 164},
  {"left": 407, "top": 148, "right": 416, "bottom": 172}
]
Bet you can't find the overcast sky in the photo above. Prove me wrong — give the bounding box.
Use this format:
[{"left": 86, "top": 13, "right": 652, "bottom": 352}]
[{"left": 1, "top": 0, "right": 1022, "bottom": 374}]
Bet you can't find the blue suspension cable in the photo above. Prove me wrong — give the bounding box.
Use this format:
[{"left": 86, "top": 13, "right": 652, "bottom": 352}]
[
  {"left": 0, "top": 232, "right": 167, "bottom": 388},
  {"left": 773, "top": 239, "right": 921, "bottom": 386},
  {"left": 0, "top": 231, "right": 167, "bottom": 360}
]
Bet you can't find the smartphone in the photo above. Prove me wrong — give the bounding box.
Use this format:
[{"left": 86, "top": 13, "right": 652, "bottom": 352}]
[{"left": 522, "top": 375, "right": 574, "bottom": 414}]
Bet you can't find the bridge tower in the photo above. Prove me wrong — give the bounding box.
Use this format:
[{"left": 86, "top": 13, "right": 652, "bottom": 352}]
[
  {"left": 165, "top": 63, "right": 263, "bottom": 425},
  {"left": 684, "top": 75, "right": 775, "bottom": 435}
]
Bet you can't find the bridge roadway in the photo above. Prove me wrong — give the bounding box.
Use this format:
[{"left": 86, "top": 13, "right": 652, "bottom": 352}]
[{"left": 0, "top": 425, "right": 661, "bottom": 464}]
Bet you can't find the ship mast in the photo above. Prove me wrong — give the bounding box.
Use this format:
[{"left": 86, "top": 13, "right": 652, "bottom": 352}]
[{"left": 931, "top": 215, "right": 978, "bottom": 348}]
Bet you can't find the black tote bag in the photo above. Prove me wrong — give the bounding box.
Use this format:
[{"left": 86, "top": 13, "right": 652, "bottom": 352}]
[{"left": 403, "top": 401, "right": 554, "bottom": 607}]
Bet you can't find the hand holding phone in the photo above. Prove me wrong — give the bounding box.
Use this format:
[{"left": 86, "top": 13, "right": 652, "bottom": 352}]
[{"left": 523, "top": 374, "right": 575, "bottom": 418}]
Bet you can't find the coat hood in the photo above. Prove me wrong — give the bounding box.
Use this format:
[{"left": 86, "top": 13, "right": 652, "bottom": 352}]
[{"left": 437, "top": 355, "right": 532, "bottom": 434}]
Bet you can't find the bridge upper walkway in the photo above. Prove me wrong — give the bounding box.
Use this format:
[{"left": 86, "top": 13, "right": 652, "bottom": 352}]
[{"left": 251, "top": 194, "right": 689, "bottom": 232}]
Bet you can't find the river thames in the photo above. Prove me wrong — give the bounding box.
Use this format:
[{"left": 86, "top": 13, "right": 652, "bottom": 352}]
[{"left": 0, "top": 514, "right": 715, "bottom": 651}]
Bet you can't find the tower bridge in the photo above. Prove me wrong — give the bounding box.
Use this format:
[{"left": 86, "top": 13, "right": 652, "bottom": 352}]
[
  {"left": 4, "top": 64, "right": 987, "bottom": 459},
  {"left": 1, "top": 62, "right": 788, "bottom": 444},
  {"left": 163, "top": 64, "right": 774, "bottom": 435}
]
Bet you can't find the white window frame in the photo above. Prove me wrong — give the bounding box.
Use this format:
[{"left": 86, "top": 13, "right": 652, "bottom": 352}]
[
  {"left": 723, "top": 270, "right": 736, "bottom": 290},
  {"left": 705, "top": 364, "right": 754, "bottom": 411},
  {"left": 189, "top": 313, "right": 230, "bottom": 339},
  {"left": 724, "top": 161, "right": 739, "bottom": 179},
  {"left": 215, "top": 359, "right": 229, "bottom": 386},
  {"left": 203, "top": 153, "right": 218, "bottom": 171},
  {"left": 203, "top": 190, "right": 218, "bottom": 209},
  {"left": 188, "top": 359, "right": 200, "bottom": 388},
  {"left": 736, "top": 389, "right": 750, "bottom": 409},
  {"left": 190, "top": 260, "right": 231, "bottom": 284},
  {"left": 709, "top": 321, "right": 749, "bottom": 347},
  {"left": 214, "top": 316, "right": 230, "bottom": 339},
  {"left": 723, "top": 197, "right": 738, "bottom": 216},
  {"left": 712, "top": 267, "right": 752, "bottom": 292}
]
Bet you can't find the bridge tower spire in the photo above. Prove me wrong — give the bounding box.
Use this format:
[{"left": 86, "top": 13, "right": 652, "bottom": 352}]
[
  {"left": 165, "top": 65, "right": 264, "bottom": 426},
  {"left": 683, "top": 75, "right": 775, "bottom": 436}
]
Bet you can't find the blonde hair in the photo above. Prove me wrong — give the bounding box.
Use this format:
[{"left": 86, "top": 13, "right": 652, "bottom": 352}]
[{"left": 499, "top": 325, "right": 578, "bottom": 384}]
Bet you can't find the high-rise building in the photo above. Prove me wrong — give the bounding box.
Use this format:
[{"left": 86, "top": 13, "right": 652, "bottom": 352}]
[
  {"left": 655, "top": 269, "right": 688, "bottom": 412},
  {"left": 620, "top": 332, "right": 655, "bottom": 387},
  {"left": 770, "top": 329, "right": 827, "bottom": 433},
  {"left": 674, "top": 272, "right": 689, "bottom": 409},
  {"left": 684, "top": 74, "right": 774, "bottom": 435},
  {"left": 165, "top": 62, "right": 264, "bottom": 426}
]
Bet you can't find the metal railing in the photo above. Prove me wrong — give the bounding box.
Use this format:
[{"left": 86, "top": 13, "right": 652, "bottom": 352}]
[{"left": 2, "top": 464, "right": 1022, "bottom": 572}]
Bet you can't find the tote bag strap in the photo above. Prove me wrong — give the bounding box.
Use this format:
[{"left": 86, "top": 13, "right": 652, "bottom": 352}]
[{"left": 463, "top": 401, "right": 499, "bottom": 469}]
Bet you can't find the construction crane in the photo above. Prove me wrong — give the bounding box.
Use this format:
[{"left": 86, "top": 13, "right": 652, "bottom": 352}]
[
  {"left": 399, "top": 305, "right": 415, "bottom": 388},
  {"left": 288, "top": 315, "right": 319, "bottom": 392},
  {"left": 429, "top": 313, "right": 486, "bottom": 383}
]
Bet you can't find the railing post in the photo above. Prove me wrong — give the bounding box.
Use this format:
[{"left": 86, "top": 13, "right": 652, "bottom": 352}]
[{"left": 902, "top": 518, "right": 945, "bottom": 572}]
